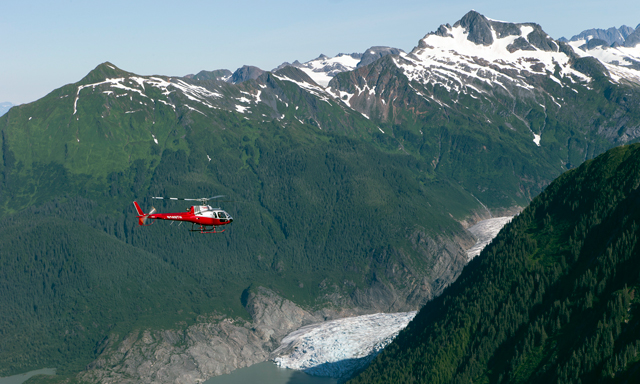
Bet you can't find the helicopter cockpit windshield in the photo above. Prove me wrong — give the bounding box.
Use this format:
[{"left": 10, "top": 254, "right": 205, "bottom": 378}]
[
  {"left": 193, "top": 206, "right": 232, "bottom": 222},
  {"left": 216, "top": 211, "right": 232, "bottom": 222}
]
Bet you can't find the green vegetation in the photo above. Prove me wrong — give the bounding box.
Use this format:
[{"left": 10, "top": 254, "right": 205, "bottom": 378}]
[
  {"left": 0, "top": 214, "right": 222, "bottom": 374},
  {"left": 1, "top": 59, "right": 640, "bottom": 380},
  {"left": 351, "top": 143, "right": 640, "bottom": 383},
  {"left": 0, "top": 66, "right": 483, "bottom": 376}
]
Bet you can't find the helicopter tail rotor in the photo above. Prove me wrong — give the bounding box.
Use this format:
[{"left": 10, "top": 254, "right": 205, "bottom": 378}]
[
  {"left": 133, "top": 201, "right": 157, "bottom": 226},
  {"left": 141, "top": 207, "right": 157, "bottom": 225}
]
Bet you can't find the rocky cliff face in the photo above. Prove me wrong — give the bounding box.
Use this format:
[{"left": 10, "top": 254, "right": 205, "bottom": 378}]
[
  {"left": 78, "top": 231, "right": 474, "bottom": 384},
  {"left": 79, "top": 287, "right": 326, "bottom": 384},
  {"left": 560, "top": 25, "right": 637, "bottom": 47}
]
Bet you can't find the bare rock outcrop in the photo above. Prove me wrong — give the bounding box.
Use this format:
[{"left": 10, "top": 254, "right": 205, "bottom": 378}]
[{"left": 79, "top": 287, "right": 325, "bottom": 384}]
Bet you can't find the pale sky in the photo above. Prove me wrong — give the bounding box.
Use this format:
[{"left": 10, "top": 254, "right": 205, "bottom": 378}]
[{"left": 1, "top": 0, "right": 639, "bottom": 105}]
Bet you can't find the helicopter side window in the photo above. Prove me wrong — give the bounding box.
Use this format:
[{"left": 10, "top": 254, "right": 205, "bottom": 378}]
[{"left": 218, "top": 212, "right": 227, "bottom": 219}]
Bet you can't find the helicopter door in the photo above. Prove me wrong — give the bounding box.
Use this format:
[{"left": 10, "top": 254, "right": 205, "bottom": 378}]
[{"left": 195, "top": 206, "right": 215, "bottom": 218}]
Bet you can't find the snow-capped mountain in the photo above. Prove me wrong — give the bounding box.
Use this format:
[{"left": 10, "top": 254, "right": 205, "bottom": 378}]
[
  {"left": 274, "top": 47, "right": 404, "bottom": 87},
  {"left": 329, "top": 10, "right": 593, "bottom": 103},
  {"left": 91, "top": 11, "right": 638, "bottom": 133},
  {"left": 561, "top": 24, "right": 640, "bottom": 81},
  {"left": 275, "top": 53, "right": 362, "bottom": 87},
  {"left": 560, "top": 25, "right": 639, "bottom": 47},
  {"left": 60, "top": 11, "right": 640, "bottom": 152},
  {"left": 398, "top": 11, "right": 585, "bottom": 87},
  {"left": 568, "top": 39, "right": 640, "bottom": 82},
  {"left": 326, "top": 11, "right": 640, "bottom": 142}
]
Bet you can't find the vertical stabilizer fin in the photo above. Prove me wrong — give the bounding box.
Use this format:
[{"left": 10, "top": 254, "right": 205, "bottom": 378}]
[{"left": 133, "top": 201, "right": 144, "bottom": 216}]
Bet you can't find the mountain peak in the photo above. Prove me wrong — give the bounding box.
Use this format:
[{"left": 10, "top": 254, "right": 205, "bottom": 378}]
[
  {"left": 187, "top": 69, "right": 232, "bottom": 82},
  {"left": 357, "top": 46, "right": 404, "bottom": 67},
  {"left": 625, "top": 27, "right": 640, "bottom": 47},
  {"left": 562, "top": 25, "right": 637, "bottom": 46},
  {"left": 231, "top": 65, "right": 265, "bottom": 83},
  {"left": 79, "top": 62, "right": 131, "bottom": 84},
  {"left": 420, "top": 11, "right": 557, "bottom": 53},
  {"left": 453, "top": 10, "right": 493, "bottom": 45}
]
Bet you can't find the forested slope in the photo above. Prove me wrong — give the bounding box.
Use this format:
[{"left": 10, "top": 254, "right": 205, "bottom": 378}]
[
  {"left": 0, "top": 211, "right": 217, "bottom": 375},
  {"left": 0, "top": 83, "right": 478, "bottom": 376},
  {"left": 351, "top": 143, "right": 640, "bottom": 383}
]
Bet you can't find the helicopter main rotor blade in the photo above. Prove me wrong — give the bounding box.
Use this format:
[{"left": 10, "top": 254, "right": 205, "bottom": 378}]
[
  {"left": 151, "top": 195, "right": 226, "bottom": 203},
  {"left": 201, "top": 195, "right": 226, "bottom": 201}
]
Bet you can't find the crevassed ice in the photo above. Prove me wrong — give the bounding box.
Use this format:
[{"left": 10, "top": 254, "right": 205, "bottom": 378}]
[
  {"left": 466, "top": 216, "right": 513, "bottom": 259},
  {"left": 273, "top": 311, "right": 417, "bottom": 379}
]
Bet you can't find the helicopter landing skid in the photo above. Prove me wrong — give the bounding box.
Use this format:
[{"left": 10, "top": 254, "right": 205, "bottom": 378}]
[{"left": 190, "top": 223, "right": 225, "bottom": 234}]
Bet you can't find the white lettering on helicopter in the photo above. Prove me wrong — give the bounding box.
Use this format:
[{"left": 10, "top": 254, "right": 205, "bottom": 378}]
[{"left": 167, "top": 216, "right": 182, "bottom": 219}]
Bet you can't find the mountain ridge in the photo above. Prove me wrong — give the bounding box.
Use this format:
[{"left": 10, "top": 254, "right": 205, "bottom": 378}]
[
  {"left": 0, "top": 102, "right": 12, "bottom": 117},
  {"left": 560, "top": 24, "right": 640, "bottom": 47}
]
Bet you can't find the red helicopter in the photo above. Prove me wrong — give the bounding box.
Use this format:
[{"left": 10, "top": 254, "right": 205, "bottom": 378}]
[{"left": 133, "top": 195, "right": 233, "bottom": 234}]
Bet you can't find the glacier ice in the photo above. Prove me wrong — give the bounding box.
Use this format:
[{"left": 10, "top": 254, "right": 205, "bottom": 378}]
[
  {"left": 273, "top": 216, "right": 513, "bottom": 380},
  {"left": 273, "top": 312, "right": 416, "bottom": 380},
  {"left": 466, "top": 216, "right": 513, "bottom": 259}
]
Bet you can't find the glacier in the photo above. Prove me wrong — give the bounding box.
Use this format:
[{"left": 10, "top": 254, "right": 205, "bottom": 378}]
[
  {"left": 466, "top": 216, "right": 513, "bottom": 259},
  {"left": 273, "top": 312, "right": 417, "bottom": 381},
  {"left": 272, "top": 216, "right": 513, "bottom": 381}
]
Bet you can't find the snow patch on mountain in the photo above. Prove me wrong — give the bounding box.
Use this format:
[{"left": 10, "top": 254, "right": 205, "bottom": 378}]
[
  {"left": 327, "top": 87, "right": 355, "bottom": 106},
  {"left": 533, "top": 134, "right": 541, "bottom": 146},
  {"left": 272, "top": 74, "right": 334, "bottom": 104},
  {"left": 277, "top": 54, "right": 361, "bottom": 87},
  {"left": 73, "top": 76, "right": 223, "bottom": 116},
  {"left": 184, "top": 104, "right": 205, "bottom": 115},
  {"left": 568, "top": 42, "right": 640, "bottom": 85},
  {"left": 158, "top": 99, "right": 175, "bottom": 110}
]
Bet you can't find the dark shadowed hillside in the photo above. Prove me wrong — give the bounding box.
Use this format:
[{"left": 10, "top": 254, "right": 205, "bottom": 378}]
[{"left": 351, "top": 143, "right": 640, "bottom": 383}]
